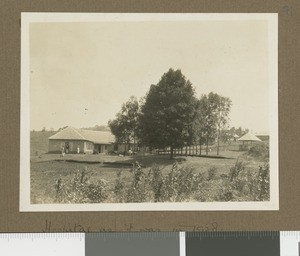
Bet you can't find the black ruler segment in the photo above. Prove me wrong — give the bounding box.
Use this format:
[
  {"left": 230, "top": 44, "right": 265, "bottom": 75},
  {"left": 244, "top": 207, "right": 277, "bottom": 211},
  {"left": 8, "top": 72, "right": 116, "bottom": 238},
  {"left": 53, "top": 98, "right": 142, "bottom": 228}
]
[
  {"left": 186, "top": 231, "right": 280, "bottom": 256},
  {"left": 85, "top": 232, "right": 180, "bottom": 256}
]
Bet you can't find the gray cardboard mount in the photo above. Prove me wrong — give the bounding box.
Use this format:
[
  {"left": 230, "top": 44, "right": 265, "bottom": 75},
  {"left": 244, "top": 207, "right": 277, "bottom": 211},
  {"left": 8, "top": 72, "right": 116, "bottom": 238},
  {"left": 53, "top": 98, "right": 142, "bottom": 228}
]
[{"left": 0, "top": 0, "right": 299, "bottom": 232}]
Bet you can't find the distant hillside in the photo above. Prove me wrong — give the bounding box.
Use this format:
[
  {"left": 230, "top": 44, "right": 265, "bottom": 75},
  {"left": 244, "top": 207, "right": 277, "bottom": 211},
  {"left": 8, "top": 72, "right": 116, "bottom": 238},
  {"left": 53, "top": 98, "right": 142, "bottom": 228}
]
[
  {"left": 31, "top": 131, "right": 56, "bottom": 156},
  {"left": 80, "top": 125, "right": 110, "bottom": 131}
]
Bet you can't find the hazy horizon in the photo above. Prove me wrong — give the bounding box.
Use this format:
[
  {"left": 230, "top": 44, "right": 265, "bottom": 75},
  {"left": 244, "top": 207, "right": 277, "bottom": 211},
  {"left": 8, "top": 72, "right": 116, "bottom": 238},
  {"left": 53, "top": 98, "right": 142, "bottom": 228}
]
[{"left": 30, "top": 20, "right": 271, "bottom": 134}]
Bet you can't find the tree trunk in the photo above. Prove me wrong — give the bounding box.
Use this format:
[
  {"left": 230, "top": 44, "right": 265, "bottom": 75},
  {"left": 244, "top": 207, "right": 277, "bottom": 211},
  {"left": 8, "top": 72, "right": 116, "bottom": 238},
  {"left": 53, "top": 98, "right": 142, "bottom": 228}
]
[
  {"left": 217, "top": 128, "right": 220, "bottom": 155},
  {"left": 170, "top": 146, "right": 174, "bottom": 159},
  {"left": 199, "top": 140, "right": 202, "bottom": 156},
  {"left": 206, "top": 134, "right": 209, "bottom": 155}
]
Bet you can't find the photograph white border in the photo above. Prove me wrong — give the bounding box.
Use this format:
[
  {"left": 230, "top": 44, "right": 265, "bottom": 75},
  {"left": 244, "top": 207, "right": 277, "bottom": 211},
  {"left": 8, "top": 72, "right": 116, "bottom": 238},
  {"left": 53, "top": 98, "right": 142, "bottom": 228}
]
[{"left": 20, "top": 13, "right": 278, "bottom": 212}]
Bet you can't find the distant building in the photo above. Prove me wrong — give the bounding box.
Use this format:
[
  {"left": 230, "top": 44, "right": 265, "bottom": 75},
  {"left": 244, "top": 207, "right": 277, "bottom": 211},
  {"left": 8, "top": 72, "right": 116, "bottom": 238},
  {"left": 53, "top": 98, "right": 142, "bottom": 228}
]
[
  {"left": 48, "top": 126, "right": 116, "bottom": 154},
  {"left": 255, "top": 132, "right": 269, "bottom": 141},
  {"left": 238, "top": 132, "right": 262, "bottom": 151}
]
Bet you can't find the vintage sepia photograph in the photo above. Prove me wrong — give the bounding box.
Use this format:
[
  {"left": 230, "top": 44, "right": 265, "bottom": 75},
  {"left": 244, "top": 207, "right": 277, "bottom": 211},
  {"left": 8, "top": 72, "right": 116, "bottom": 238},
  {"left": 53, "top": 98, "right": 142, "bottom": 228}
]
[{"left": 20, "top": 13, "right": 278, "bottom": 211}]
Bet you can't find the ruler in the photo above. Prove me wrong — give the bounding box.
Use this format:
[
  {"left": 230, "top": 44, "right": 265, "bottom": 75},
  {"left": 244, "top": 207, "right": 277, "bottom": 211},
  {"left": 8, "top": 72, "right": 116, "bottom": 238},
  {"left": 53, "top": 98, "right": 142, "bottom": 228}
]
[{"left": 0, "top": 231, "right": 299, "bottom": 256}]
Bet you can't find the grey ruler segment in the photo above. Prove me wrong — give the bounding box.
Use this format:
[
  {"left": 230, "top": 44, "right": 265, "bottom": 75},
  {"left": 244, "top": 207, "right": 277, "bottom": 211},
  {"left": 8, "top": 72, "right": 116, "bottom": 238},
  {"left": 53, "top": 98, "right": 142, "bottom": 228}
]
[
  {"left": 85, "top": 232, "right": 180, "bottom": 256},
  {"left": 186, "top": 231, "right": 280, "bottom": 256}
]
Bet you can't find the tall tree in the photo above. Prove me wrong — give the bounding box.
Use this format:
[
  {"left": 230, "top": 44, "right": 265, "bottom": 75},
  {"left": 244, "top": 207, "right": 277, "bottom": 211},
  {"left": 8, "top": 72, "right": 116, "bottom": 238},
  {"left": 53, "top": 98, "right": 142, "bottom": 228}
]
[
  {"left": 108, "top": 96, "right": 139, "bottom": 153},
  {"left": 196, "top": 93, "right": 231, "bottom": 155},
  {"left": 198, "top": 93, "right": 218, "bottom": 155},
  {"left": 138, "top": 68, "right": 198, "bottom": 159},
  {"left": 193, "top": 97, "right": 207, "bottom": 155},
  {"left": 215, "top": 95, "right": 231, "bottom": 155}
]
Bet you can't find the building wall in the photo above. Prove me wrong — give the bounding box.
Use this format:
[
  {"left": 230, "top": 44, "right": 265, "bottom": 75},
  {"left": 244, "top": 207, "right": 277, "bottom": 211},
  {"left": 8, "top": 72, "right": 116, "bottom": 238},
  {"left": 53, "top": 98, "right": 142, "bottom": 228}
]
[
  {"left": 49, "top": 139, "right": 116, "bottom": 154},
  {"left": 93, "top": 144, "right": 114, "bottom": 154},
  {"left": 84, "top": 141, "right": 94, "bottom": 154},
  {"left": 49, "top": 140, "right": 86, "bottom": 153}
]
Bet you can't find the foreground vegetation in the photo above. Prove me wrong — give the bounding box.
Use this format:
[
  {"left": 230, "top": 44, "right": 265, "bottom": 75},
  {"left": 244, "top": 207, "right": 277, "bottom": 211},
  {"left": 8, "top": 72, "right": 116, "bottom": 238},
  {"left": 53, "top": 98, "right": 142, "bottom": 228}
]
[{"left": 31, "top": 145, "right": 270, "bottom": 204}]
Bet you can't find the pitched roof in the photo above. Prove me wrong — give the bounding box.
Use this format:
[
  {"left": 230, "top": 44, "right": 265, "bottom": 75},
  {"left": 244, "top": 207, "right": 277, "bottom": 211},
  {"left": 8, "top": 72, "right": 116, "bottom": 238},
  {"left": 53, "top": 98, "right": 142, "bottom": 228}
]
[
  {"left": 80, "top": 129, "right": 115, "bottom": 144},
  {"left": 49, "top": 126, "right": 115, "bottom": 144},
  {"left": 238, "top": 132, "right": 262, "bottom": 142}
]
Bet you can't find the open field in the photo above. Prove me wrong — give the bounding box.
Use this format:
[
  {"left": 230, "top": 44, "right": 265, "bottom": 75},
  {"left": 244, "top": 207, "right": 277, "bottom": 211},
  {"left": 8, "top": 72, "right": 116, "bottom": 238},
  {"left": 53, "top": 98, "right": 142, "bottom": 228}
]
[
  {"left": 30, "top": 150, "right": 268, "bottom": 204},
  {"left": 30, "top": 131, "right": 56, "bottom": 156},
  {"left": 30, "top": 131, "right": 269, "bottom": 203}
]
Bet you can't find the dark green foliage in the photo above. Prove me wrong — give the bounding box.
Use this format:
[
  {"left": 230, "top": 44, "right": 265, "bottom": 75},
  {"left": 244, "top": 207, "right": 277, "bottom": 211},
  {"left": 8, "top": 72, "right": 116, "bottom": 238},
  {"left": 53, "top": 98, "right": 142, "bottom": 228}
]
[
  {"left": 86, "top": 181, "right": 108, "bottom": 203},
  {"left": 108, "top": 96, "right": 139, "bottom": 151},
  {"left": 228, "top": 126, "right": 249, "bottom": 137},
  {"left": 147, "top": 165, "right": 164, "bottom": 202},
  {"left": 221, "top": 160, "right": 270, "bottom": 201},
  {"left": 125, "top": 162, "right": 149, "bottom": 203},
  {"left": 54, "top": 161, "right": 270, "bottom": 203},
  {"left": 113, "top": 170, "right": 126, "bottom": 202},
  {"left": 229, "top": 160, "right": 245, "bottom": 182},
  {"left": 217, "top": 186, "right": 234, "bottom": 202},
  {"left": 196, "top": 93, "right": 231, "bottom": 155},
  {"left": 257, "top": 162, "right": 270, "bottom": 200},
  {"left": 152, "top": 162, "right": 206, "bottom": 202},
  {"left": 55, "top": 168, "right": 108, "bottom": 203},
  {"left": 138, "top": 69, "right": 198, "bottom": 158},
  {"left": 207, "top": 167, "right": 217, "bottom": 181},
  {"left": 248, "top": 143, "right": 269, "bottom": 159}
]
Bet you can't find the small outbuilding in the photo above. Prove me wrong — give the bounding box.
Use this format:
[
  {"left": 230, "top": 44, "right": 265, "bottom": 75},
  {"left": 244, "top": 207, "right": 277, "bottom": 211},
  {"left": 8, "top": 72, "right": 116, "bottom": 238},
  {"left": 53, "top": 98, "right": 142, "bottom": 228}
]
[
  {"left": 238, "top": 132, "right": 262, "bottom": 151},
  {"left": 48, "top": 126, "right": 116, "bottom": 154},
  {"left": 255, "top": 132, "right": 269, "bottom": 142}
]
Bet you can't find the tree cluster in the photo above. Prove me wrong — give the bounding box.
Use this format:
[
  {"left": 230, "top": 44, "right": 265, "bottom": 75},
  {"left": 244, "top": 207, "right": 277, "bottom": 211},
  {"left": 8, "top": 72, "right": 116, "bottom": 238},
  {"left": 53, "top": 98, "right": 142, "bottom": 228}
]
[{"left": 108, "top": 68, "right": 232, "bottom": 158}]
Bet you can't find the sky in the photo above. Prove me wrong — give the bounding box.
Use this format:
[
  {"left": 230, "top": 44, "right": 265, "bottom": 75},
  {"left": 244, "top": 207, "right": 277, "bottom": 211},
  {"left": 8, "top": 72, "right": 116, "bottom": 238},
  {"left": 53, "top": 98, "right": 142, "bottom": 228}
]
[{"left": 29, "top": 20, "right": 271, "bottom": 133}]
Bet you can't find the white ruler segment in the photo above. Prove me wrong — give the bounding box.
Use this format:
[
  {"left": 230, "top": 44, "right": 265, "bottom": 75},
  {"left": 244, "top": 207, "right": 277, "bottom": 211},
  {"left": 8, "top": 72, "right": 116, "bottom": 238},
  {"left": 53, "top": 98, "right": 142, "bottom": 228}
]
[
  {"left": 180, "top": 232, "right": 186, "bottom": 256},
  {"left": 0, "top": 233, "right": 85, "bottom": 256},
  {"left": 280, "top": 231, "right": 300, "bottom": 256}
]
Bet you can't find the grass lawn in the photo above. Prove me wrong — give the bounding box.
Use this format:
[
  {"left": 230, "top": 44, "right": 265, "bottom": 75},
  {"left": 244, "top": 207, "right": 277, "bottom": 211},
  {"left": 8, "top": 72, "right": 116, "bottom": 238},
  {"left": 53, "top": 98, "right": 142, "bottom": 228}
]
[
  {"left": 30, "top": 150, "right": 266, "bottom": 204},
  {"left": 31, "top": 161, "right": 133, "bottom": 203}
]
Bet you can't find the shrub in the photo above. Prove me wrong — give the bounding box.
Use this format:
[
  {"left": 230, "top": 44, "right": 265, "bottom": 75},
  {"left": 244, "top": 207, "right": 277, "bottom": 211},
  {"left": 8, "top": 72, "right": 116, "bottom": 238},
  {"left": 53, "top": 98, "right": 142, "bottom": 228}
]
[
  {"left": 207, "top": 167, "right": 217, "bottom": 181},
  {"left": 229, "top": 160, "right": 245, "bottom": 182},
  {"left": 217, "top": 187, "right": 234, "bottom": 201},
  {"left": 256, "top": 162, "right": 270, "bottom": 200},
  {"left": 158, "top": 162, "right": 204, "bottom": 202},
  {"left": 55, "top": 168, "right": 108, "bottom": 203},
  {"left": 86, "top": 180, "right": 108, "bottom": 203},
  {"left": 124, "top": 161, "right": 149, "bottom": 203},
  {"left": 53, "top": 159, "right": 270, "bottom": 203},
  {"left": 147, "top": 165, "right": 164, "bottom": 202},
  {"left": 113, "top": 170, "right": 127, "bottom": 202},
  {"left": 248, "top": 143, "right": 269, "bottom": 159},
  {"left": 223, "top": 160, "right": 270, "bottom": 202}
]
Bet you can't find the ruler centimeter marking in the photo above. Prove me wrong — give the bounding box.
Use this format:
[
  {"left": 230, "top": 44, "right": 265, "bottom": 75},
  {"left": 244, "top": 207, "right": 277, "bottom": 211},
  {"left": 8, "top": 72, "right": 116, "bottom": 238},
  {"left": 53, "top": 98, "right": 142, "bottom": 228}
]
[{"left": 0, "top": 232, "right": 299, "bottom": 256}]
